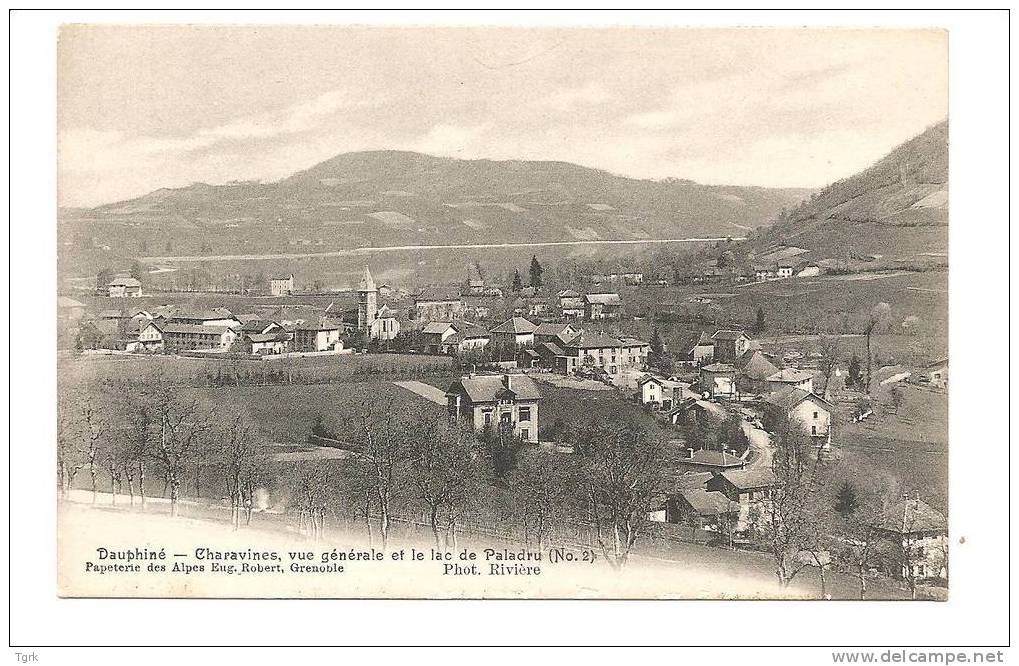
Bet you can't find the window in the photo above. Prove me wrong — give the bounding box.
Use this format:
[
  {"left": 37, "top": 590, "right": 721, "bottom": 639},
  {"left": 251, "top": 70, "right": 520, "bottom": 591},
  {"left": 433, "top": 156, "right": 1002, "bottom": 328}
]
[
  {"left": 519, "top": 407, "right": 531, "bottom": 422},
  {"left": 521, "top": 428, "right": 529, "bottom": 440},
  {"left": 813, "top": 411, "right": 819, "bottom": 419},
  {"left": 811, "top": 425, "right": 817, "bottom": 435}
]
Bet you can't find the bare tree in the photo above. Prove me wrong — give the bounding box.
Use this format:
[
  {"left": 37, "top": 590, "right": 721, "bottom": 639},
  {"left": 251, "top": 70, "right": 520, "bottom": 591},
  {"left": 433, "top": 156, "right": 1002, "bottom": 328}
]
[
  {"left": 817, "top": 334, "right": 843, "bottom": 398},
  {"left": 575, "top": 415, "right": 666, "bottom": 570},
  {"left": 834, "top": 477, "right": 896, "bottom": 600},
  {"left": 219, "top": 415, "right": 267, "bottom": 529},
  {"left": 149, "top": 384, "right": 214, "bottom": 517},
  {"left": 57, "top": 387, "right": 97, "bottom": 500},
  {"left": 75, "top": 395, "right": 107, "bottom": 504},
  {"left": 510, "top": 449, "right": 578, "bottom": 552},
  {"left": 863, "top": 302, "right": 892, "bottom": 394},
  {"left": 407, "top": 414, "right": 481, "bottom": 551},
  {"left": 889, "top": 385, "right": 906, "bottom": 414},
  {"left": 755, "top": 419, "right": 833, "bottom": 591},
  {"left": 288, "top": 464, "right": 335, "bottom": 540},
  {"left": 118, "top": 387, "right": 155, "bottom": 508},
  {"left": 343, "top": 390, "right": 414, "bottom": 551}
]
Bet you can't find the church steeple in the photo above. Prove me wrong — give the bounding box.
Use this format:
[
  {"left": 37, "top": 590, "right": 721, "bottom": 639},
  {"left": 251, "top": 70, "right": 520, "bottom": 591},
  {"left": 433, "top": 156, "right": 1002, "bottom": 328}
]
[
  {"left": 357, "top": 266, "right": 378, "bottom": 335},
  {"left": 358, "top": 266, "right": 377, "bottom": 293}
]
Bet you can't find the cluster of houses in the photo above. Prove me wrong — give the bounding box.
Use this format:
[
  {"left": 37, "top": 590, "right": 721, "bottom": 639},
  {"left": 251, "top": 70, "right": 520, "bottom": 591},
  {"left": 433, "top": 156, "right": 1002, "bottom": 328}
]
[
  {"left": 640, "top": 327, "right": 835, "bottom": 448},
  {"left": 421, "top": 317, "right": 649, "bottom": 378},
  {"left": 78, "top": 267, "right": 401, "bottom": 355},
  {"left": 74, "top": 266, "right": 650, "bottom": 374}
]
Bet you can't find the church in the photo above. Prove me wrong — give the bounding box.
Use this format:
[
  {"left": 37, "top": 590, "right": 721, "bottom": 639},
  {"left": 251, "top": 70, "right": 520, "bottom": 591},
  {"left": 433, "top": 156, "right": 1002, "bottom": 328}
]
[{"left": 357, "top": 266, "right": 400, "bottom": 342}]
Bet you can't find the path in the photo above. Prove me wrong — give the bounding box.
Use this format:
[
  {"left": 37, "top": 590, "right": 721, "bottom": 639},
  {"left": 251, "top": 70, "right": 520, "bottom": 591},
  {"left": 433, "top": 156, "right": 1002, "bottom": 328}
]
[
  {"left": 394, "top": 380, "right": 447, "bottom": 405},
  {"left": 137, "top": 236, "right": 744, "bottom": 264},
  {"left": 742, "top": 422, "right": 774, "bottom": 468}
]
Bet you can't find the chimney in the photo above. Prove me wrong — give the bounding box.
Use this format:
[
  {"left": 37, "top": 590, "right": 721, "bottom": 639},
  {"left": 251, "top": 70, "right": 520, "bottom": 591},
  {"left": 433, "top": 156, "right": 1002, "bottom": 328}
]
[{"left": 503, "top": 373, "right": 512, "bottom": 390}]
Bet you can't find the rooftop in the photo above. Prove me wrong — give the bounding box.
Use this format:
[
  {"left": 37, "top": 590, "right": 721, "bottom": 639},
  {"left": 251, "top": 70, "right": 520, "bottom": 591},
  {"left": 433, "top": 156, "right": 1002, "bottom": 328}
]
[
  {"left": 736, "top": 350, "right": 780, "bottom": 380},
  {"left": 491, "top": 317, "right": 537, "bottom": 334},
  {"left": 584, "top": 293, "right": 622, "bottom": 306},
  {"left": 764, "top": 386, "right": 833, "bottom": 412},
  {"left": 718, "top": 468, "right": 780, "bottom": 490},
  {"left": 357, "top": 266, "right": 376, "bottom": 292},
  {"left": 533, "top": 321, "right": 576, "bottom": 339},
  {"left": 712, "top": 329, "right": 749, "bottom": 341},
  {"left": 108, "top": 277, "right": 142, "bottom": 287},
  {"left": 874, "top": 498, "right": 948, "bottom": 534},
  {"left": 565, "top": 330, "right": 622, "bottom": 349},
  {"left": 447, "top": 373, "right": 541, "bottom": 403},
  {"left": 766, "top": 367, "right": 816, "bottom": 383},
  {"left": 686, "top": 449, "right": 746, "bottom": 469},
  {"left": 422, "top": 321, "right": 455, "bottom": 335},
  {"left": 157, "top": 323, "right": 236, "bottom": 336},
  {"left": 679, "top": 489, "right": 738, "bottom": 516}
]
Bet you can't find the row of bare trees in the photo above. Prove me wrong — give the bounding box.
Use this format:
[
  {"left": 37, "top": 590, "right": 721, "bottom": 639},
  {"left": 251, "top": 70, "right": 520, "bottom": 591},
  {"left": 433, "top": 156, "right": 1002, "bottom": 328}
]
[
  {"left": 58, "top": 374, "right": 669, "bottom": 570},
  {"left": 58, "top": 373, "right": 268, "bottom": 525},
  {"left": 331, "top": 391, "right": 668, "bottom": 568}
]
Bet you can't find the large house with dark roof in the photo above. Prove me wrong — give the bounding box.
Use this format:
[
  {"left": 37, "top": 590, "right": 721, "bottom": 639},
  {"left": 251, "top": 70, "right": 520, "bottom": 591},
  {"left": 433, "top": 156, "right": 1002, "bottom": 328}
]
[
  {"left": 490, "top": 317, "right": 537, "bottom": 348},
  {"left": 446, "top": 373, "right": 541, "bottom": 443},
  {"left": 422, "top": 321, "right": 489, "bottom": 354},
  {"left": 735, "top": 349, "right": 781, "bottom": 394},
  {"left": 107, "top": 276, "right": 142, "bottom": 298},
  {"left": 291, "top": 318, "right": 344, "bottom": 352},
  {"left": 584, "top": 293, "right": 623, "bottom": 320},
  {"left": 764, "top": 387, "right": 834, "bottom": 447},
  {"left": 872, "top": 496, "right": 948, "bottom": 582},
  {"left": 150, "top": 321, "right": 239, "bottom": 352},
  {"left": 413, "top": 286, "right": 465, "bottom": 322},
  {"left": 562, "top": 330, "right": 624, "bottom": 375},
  {"left": 533, "top": 321, "right": 579, "bottom": 347},
  {"left": 711, "top": 329, "right": 752, "bottom": 362},
  {"left": 556, "top": 289, "right": 585, "bottom": 319}
]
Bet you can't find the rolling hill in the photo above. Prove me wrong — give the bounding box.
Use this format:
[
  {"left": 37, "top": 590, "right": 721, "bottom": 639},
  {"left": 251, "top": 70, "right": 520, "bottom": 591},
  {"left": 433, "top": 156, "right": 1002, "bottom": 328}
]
[
  {"left": 740, "top": 121, "right": 949, "bottom": 267},
  {"left": 59, "top": 151, "right": 812, "bottom": 262}
]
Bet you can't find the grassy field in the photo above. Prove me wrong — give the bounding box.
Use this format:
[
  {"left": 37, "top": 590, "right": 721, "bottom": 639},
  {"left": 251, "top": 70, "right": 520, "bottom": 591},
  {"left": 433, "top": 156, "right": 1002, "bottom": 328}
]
[
  {"left": 191, "top": 381, "right": 446, "bottom": 444},
  {"left": 61, "top": 351, "right": 456, "bottom": 388},
  {"left": 835, "top": 383, "right": 948, "bottom": 511}
]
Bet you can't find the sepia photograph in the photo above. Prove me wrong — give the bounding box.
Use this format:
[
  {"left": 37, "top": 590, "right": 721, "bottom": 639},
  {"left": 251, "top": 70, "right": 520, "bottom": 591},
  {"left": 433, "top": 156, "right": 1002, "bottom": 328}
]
[
  {"left": 7, "top": 8, "right": 1012, "bottom": 655},
  {"left": 52, "top": 23, "right": 953, "bottom": 602}
]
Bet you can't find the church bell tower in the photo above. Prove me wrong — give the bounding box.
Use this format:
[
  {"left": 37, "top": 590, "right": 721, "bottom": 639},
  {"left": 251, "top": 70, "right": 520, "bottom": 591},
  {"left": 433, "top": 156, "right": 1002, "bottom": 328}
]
[{"left": 357, "top": 266, "right": 378, "bottom": 335}]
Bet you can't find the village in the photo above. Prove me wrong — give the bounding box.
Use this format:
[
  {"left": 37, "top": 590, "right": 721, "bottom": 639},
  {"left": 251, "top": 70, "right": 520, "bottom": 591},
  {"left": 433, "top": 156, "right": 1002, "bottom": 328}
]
[{"left": 56, "top": 250, "right": 949, "bottom": 599}]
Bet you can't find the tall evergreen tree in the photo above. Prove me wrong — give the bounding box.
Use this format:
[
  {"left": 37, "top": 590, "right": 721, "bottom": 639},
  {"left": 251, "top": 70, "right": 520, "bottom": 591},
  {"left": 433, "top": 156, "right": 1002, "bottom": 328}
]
[
  {"left": 649, "top": 327, "right": 665, "bottom": 360},
  {"left": 528, "top": 255, "right": 544, "bottom": 288},
  {"left": 511, "top": 269, "right": 523, "bottom": 292},
  {"left": 834, "top": 481, "right": 860, "bottom": 518},
  {"left": 96, "top": 267, "right": 114, "bottom": 291},
  {"left": 753, "top": 306, "right": 766, "bottom": 333},
  {"left": 847, "top": 352, "right": 862, "bottom": 388},
  {"left": 130, "top": 260, "right": 146, "bottom": 283}
]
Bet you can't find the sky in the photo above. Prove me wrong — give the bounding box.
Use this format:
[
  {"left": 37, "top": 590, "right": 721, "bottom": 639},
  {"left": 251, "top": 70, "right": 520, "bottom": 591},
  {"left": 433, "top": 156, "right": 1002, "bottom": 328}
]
[{"left": 57, "top": 26, "right": 948, "bottom": 207}]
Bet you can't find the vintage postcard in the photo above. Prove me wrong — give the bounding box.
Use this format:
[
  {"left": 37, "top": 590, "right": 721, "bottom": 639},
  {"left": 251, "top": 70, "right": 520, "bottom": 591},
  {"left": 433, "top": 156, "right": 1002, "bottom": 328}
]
[{"left": 55, "top": 25, "right": 949, "bottom": 600}]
